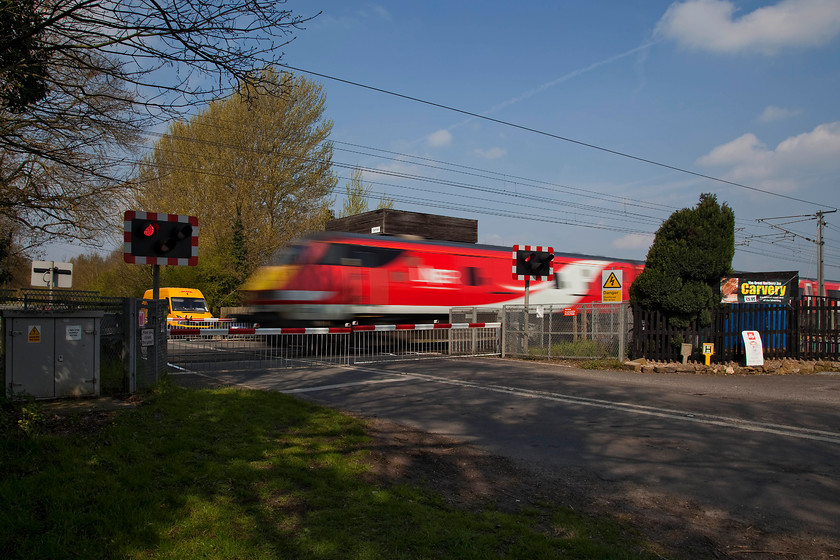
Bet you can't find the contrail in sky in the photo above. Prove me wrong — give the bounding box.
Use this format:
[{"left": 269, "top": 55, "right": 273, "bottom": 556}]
[{"left": 447, "top": 40, "right": 659, "bottom": 132}]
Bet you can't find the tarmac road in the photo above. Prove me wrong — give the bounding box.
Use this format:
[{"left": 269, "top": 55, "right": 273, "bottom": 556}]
[{"left": 173, "top": 357, "right": 840, "bottom": 542}]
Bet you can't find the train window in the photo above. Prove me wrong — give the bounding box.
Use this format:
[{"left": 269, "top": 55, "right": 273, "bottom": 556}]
[
  {"left": 465, "top": 267, "right": 480, "bottom": 286},
  {"left": 268, "top": 244, "right": 305, "bottom": 265},
  {"left": 319, "top": 244, "right": 403, "bottom": 267}
]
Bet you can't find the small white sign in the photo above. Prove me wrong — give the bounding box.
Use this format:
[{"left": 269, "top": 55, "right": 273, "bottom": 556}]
[
  {"left": 66, "top": 325, "right": 82, "bottom": 341},
  {"left": 141, "top": 328, "right": 155, "bottom": 347},
  {"left": 30, "top": 260, "right": 73, "bottom": 288},
  {"left": 742, "top": 330, "right": 764, "bottom": 366}
]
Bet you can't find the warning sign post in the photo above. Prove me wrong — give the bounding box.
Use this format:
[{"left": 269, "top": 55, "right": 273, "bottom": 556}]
[{"left": 601, "top": 270, "right": 623, "bottom": 303}]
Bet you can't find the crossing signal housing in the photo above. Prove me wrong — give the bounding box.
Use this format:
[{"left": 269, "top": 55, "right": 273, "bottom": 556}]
[
  {"left": 124, "top": 211, "right": 198, "bottom": 265},
  {"left": 512, "top": 245, "right": 554, "bottom": 280}
]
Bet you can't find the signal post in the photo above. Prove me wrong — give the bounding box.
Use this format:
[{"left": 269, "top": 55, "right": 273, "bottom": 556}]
[
  {"left": 512, "top": 245, "right": 554, "bottom": 353},
  {"left": 123, "top": 210, "right": 199, "bottom": 390}
]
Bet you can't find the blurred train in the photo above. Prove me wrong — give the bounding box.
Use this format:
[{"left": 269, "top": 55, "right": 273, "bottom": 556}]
[
  {"left": 239, "top": 231, "right": 840, "bottom": 327},
  {"left": 240, "top": 231, "right": 646, "bottom": 326},
  {"left": 800, "top": 278, "right": 840, "bottom": 298}
]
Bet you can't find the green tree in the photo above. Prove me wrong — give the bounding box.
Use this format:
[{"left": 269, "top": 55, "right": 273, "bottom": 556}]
[
  {"left": 629, "top": 193, "right": 735, "bottom": 328},
  {"left": 131, "top": 69, "right": 336, "bottom": 308},
  {"left": 339, "top": 166, "right": 394, "bottom": 217}
]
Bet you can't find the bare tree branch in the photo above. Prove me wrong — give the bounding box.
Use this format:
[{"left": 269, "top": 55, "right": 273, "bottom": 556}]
[{"left": 0, "top": 0, "right": 315, "bottom": 252}]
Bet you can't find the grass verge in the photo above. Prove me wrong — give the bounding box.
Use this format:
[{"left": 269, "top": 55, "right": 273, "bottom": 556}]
[{"left": 1, "top": 382, "right": 663, "bottom": 559}]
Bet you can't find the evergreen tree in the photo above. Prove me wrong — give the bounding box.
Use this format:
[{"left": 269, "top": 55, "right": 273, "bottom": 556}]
[{"left": 629, "top": 193, "right": 735, "bottom": 327}]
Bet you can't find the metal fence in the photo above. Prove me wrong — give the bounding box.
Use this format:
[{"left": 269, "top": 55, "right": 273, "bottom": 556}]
[
  {"left": 501, "top": 303, "right": 632, "bottom": 360},
  {"left": 632, "top": 298, "right": 840, "bottom": 363},
  {"left": 167, "top": 327, "right": 352, "bottom": 372},
  {"left": 166, "top": 322, "right": 502, "bottom": 373}
]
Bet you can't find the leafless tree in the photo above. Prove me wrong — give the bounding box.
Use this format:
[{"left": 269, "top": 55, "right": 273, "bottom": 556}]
[{"left": 0, "top": 0, "right": 315, "bottom": 253}]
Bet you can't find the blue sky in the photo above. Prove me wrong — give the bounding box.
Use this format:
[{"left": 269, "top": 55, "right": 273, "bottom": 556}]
[{"left": 277, "top": 0, "right": 840, "bottom": 278}]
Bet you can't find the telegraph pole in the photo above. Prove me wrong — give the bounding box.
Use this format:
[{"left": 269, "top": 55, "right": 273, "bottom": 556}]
[
  {"left": 816, "top": 210, "right": 836, "bottom": 297},
  {"left": 756, "top": 210, "right": 835, "bottom": 297}
]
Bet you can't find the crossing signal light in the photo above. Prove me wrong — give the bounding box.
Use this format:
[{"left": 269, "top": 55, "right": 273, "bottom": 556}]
[
  {"left": 139, "top": 222, "right": 159, "bottom": 238},
  {"left": 124, "top": 211, "right": 198, "bottom": 265},
  {"left": 513, "top": 245, "right": 554, "bottom": 280}
]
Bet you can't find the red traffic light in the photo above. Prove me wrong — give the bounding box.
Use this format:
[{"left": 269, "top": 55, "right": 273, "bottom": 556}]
[{"left": 140, "top": 222, "right": 159, "bottom": 237}]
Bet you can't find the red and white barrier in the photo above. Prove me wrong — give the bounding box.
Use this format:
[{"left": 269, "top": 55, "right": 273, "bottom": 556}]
[
  {"left": 167, "top": 317, "right": 234, "bottom": 324},
  {"left": 352, "top": 322, "right": 501, "bottom": 332}
]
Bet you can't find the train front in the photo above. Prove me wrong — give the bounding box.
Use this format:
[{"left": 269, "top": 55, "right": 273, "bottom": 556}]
[{"left": 240, "top": 240, "right": 353, "bottom": 326}]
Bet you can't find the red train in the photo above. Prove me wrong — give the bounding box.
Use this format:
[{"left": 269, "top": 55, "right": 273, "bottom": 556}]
[
  {"left": 240, "top": 231, "right": 840, "bottom": 326},
  {"left": 800, "top": 277, "right": 840, "bottom": 298},
  {"left": 240, "top": 231, "right": 646, "bottom": 326}
]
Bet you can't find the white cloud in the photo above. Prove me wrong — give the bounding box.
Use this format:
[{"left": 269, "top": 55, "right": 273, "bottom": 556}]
[
  {"left": 613, "top": 233, "right": 655, "bottom": 251},
  {"left": 656, "top": 0, "right": 840, "bottom": 54},
  {"left": 358, "top": 4, "right": 391, "bottom": 21},
  {"left": 697, "top": 121, "right": 840, "bottom": 192},
  {"left": 758, "top": 105, "right": 803, "bottom": 122},
  {"left": 473, "top": 147, "right": 507, "bottom": 160},
  {"left": 316, "top": 4, "right": 391, "bottom": 30},
  {"left": 427, "top": 129, "right": 452, "bottom": 147}
]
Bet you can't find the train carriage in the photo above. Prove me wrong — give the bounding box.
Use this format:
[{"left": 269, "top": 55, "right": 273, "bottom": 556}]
[{"left": 240, "top": 232, "right": 645, "bottom": 326}]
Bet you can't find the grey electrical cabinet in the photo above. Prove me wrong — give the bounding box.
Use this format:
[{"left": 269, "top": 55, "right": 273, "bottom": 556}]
[{"left": 3, "top": 311, "right": 103, "bottom": 399}]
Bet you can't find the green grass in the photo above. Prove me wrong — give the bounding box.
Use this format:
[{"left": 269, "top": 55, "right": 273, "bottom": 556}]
[
  {"left": 528, "top": 339, "right": 612, "bottom": 360},
  {"left": 1, "top": 382, "right": 665, "bottom": 559}
]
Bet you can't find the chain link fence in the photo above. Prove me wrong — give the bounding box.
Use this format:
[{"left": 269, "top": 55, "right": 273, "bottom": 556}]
[{"left": 500, "top": 303, "right": 632, "bottom": 360}]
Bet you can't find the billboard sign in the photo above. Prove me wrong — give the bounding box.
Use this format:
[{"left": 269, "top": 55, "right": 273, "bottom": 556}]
[{"left": 720, "top": 271, "right": 798, "bottom": 305}]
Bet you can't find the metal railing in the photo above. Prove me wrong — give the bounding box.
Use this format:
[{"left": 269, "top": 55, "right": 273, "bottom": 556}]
[
  {"left": 166, "top": 322, "right": 503, "bottom": 373},
  {"left": 351, "top": 322, "right": 502, "bottom": 364}
]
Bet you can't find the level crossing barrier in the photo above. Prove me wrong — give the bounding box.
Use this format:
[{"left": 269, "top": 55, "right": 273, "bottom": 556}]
[{"left": 166, "top": 321, "right": 502, "bottom": 373}]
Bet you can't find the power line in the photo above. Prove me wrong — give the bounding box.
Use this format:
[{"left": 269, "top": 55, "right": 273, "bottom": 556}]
[
  {"left": 128, "top": 120, "right": 837, "bottom": 271},
  {"left": 277, "top": 63, "right": 837, "bottom": 211}
]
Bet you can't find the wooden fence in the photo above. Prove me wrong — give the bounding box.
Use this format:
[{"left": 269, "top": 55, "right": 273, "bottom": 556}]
[{"left": 632, "top": 297, "right": 839, "bottom": 363}]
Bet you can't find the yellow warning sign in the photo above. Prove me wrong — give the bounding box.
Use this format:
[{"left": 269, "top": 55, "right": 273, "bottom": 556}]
[
  {"left": 603, "top": 271, "right": 622, "bottom": 289},
  {"left": 28, "top": 325, "right": 41, "bottom": 343},
  {"left": 601, "top": 270, "right": 624, "bottom": 303}
]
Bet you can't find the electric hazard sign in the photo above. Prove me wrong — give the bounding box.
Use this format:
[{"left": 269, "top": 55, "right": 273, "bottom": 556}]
[
  {"left": 601, "top": 270, "right": 623, "bottom": 303},
  {"left": 27, "top": 325, "right": 42, "bottom": 343}
]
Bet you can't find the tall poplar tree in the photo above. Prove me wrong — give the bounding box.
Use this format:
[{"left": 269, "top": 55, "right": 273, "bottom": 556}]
[
  {"left": 339, "top": 166, "right": 395, "bottom": 218},
  {"left": 131, "top": 69, "right": 336, "bottom": 307}
]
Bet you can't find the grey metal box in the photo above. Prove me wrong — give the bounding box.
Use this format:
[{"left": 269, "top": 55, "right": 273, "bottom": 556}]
[{"left": 3, "top": 311, "right": 103, "bottom": 399}]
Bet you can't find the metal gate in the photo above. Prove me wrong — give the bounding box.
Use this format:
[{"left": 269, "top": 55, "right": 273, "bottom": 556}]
[
  {"left": 166, "top": 322, "right": 502, "bottom": 373},
  {"left": 502, "top": 303, "right": 631, "bottom": 360}
]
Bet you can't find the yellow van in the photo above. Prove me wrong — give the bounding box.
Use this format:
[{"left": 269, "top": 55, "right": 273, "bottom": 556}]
[{"left": 143, "top": 287, "right": 213, "bottom": 326}]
